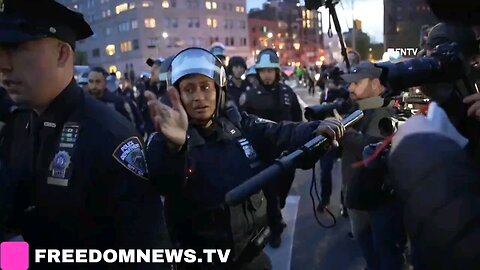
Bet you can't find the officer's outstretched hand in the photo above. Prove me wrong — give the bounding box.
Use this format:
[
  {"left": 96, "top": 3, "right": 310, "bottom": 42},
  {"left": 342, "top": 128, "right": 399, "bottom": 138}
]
[
  {"left": 145, "top": 87, "right": 188, "bottom": 151},
  {"left": 315, "top": 109, "right": 345, "bottom": 147},
  {"left": 463, "top": 93, "right": 480, "bottom": 122}
]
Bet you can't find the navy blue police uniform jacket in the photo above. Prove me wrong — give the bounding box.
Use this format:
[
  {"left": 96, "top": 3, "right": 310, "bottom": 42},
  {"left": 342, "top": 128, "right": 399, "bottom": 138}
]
[
  {"left": 146, "top": 108, "right": 323, "bottom": 261},
  {"left": 4, "top": 81, "right": 170, "bottom": 269},
  {"left": 227, "top": 79, "right": 251, "bottom": 108}
]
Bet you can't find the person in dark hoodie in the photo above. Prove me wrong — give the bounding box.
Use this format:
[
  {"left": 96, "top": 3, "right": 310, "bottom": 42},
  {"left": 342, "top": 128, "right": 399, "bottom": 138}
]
[{"left": 388, "top": 22, "right": 480, "bottom": 270}]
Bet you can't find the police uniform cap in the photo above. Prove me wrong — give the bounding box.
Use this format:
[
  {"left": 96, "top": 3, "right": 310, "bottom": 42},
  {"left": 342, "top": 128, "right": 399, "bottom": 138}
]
[{"left": 0, "top": 0, "right": 93, "bottom": 49}]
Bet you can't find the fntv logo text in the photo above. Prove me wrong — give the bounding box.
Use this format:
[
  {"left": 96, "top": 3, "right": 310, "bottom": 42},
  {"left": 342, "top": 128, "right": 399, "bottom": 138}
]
[{"left": 386, "top": 48, "right": 419, "bottom": 57}]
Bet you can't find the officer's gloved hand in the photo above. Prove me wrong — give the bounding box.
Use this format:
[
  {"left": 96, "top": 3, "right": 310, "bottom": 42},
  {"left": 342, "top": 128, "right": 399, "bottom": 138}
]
[
  {"left": 463, "top": 92, "right": 480, "bottom": 122},
  {"left": 145, "top": 87, "right": 188, "bottom": 151},
  {"left": 315, "top": 109, "right": 345, "bottom": 147}
]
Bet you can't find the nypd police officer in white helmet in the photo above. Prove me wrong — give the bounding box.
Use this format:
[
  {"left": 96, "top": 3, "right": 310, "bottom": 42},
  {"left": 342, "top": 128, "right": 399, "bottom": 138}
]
[
  {"left": 239, "top": 48, "right": 304, "bottom": 248},
  {"left": 145, "top": 47, "right": 345, "bottom": 269}
]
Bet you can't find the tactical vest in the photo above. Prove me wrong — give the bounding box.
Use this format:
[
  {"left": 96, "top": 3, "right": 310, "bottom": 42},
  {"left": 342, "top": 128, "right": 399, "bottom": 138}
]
[
  {"left": 245, "top": 84, "right": 294, "bottom": 122},
  {"left": 167, "top": 117, "right": 268, "bottom": 262}
]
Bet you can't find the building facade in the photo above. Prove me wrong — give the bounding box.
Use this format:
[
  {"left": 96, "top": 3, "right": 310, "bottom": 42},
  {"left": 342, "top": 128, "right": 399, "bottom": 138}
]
[
  {"left": 59, "top": 0, "right": 250, "bottom": 76},
  {"left": 384, "top": 0, "right": 438, "bottom": 51},
  {"left": 248, "top": 0, "right": 324, "bottom": 66}
]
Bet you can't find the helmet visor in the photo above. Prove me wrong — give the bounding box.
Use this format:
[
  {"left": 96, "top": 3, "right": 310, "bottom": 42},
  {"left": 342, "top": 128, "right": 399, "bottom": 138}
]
[{"left": 168, "top": 47, "right": 227, "bottom": 88}]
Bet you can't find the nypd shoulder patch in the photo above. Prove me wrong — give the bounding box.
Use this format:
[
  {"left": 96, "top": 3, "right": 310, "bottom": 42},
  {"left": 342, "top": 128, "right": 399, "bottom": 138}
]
[{"left": 112, "top": 136, "right": 148, "bottom": 180}]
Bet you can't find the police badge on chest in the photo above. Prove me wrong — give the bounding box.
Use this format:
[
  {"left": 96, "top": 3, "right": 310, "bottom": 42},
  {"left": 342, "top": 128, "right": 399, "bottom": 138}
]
[
  {"left": 47, "top": 123, "right": 79, "bottom": 187},
  {"left": 238, "top": 138, "right": 257, "bottom": 160}
]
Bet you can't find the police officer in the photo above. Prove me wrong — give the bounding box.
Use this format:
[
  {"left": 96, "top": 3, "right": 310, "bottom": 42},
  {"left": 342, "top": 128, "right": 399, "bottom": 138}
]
[
  {"left": 226, "top": 56, "right": 250, "bottom": 107},
  {"left": 245, "top": 67, "right": 259, "bottom": 88},
  {"left": 0, "top": 86, "right": 13, "bottom": 242},
  {"left": 210, "top": 43, "right": 227, "bottom": 66},
  {"left": 239, "top": 48, "right": 303, "bottom": 247},
  {"left": 145, "top": 47, "right": 345, "bottom": 269},
  {"left": 87, "top": 67, "right": 144, "bottom": 134},
  {"left": 0, "top": 1, "right": 169, "bottom": 269},
  {"left": 240, "top": 49, "right": 302, "bottom": 122}
]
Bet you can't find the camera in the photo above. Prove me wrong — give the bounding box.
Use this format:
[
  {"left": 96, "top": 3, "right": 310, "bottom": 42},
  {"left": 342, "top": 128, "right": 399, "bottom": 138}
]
[
  {"left": 378, "top": 92, "right": 430, "bottom": 137},
  {"left": 304, "top": 98, "right": 354, "bottom": 121},
  {"left": 375, "top": 43, "right": 467, "bottom": 96}
]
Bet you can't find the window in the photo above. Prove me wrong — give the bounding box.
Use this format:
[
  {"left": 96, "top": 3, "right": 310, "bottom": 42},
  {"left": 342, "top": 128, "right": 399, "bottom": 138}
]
[
  {"left": 92, "top": 48, "right": 100, "bottom": 58},
  {"left": 206, "top": 1, "right": 218, "bottom": 10},
  {"left": 148, "top": 38, "right": 158, "bottom": 48},
  {"left": 207, "top": 18, "right": 217, "bottom": 28},
  {"left": 186, "top": 0, "right": 199, "bottom": 8},
  {"left": 229, "top": 3, "right": 233, "bottom": 11},
  {"left": 225, "top": 37, "right": 229, "bottom": 45},
  {"left": 131, "top": 20, "right": 138, "bottom": 29},
  {"left": 162, "top": 1, "right": 170, "bottom": 8},
  {"left": 129, "top": 2, "right": 135, "bottom": 9},
  {"left": 239, "top": 20, "right": 246, "bottom": 29},
  {"left": 171, "top": 18, "right": 178, "bottom": 28},
  {"left": 132, "top": 39, "right": 139, "bottom": 50},
  {"left": 120, "top": 41, "right": 133, "bottom": 52},
  {"left": 105, "top": 44, "right": 115, "bottom": 56},
  {"left": 142, "top": 1, "right": 153, "bottom": 7},
  {"left": 115, "top": 3, "right": 128, "bottom": 14},
  {"left": 188, "top": 18, "right": 200, "bottom": 28},
  {"left": 87, "top": 0, "right": 95, "bottom": 9},
  {"left": 171, "top": 0, "right": 176, "bottom": 7},
  {"left": 240, "top": 38, "right": 247, "bottom": 46},
  {"left": 252, "top": 27, "right": 256, "bottom": 33},
  {"left": 196, "top": 37, "right": 204, "bottom": 46},
  {"left": 145, "top": 18, "right": 156, "bottom": 28},
  {"left": 223, "top": 20, "right": 233, "bottom": 29},
  {"left": 107, "top": 9, "right": 111, "bottom": 16},
  {"left": 105, "top": 27, "right": 112, "bottom": 36},
  {"left": 119, "top": 22, "right": 130, "bottom": 32},
  {"left": 164, "top": 18, "right": 178, "bottom": 28},
  {"left": 235, "top": 6, "right": 243, "bottom": 12},
  {"left": 230, "top": 37, "right": 234, "bottom": 46}
]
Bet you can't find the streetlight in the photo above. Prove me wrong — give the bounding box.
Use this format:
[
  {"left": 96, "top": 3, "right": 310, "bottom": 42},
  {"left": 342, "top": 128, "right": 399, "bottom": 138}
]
[
  {"left": 267, "top": 32, "right": 273, "bottom": 39},
  {"left": 162, "top": 32, "right": 169, "bottom": 39}
]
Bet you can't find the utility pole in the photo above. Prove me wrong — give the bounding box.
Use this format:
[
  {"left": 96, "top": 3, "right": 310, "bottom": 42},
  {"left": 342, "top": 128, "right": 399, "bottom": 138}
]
[{"left": 352, "top": 0, "right": 356, "bottom": 51}]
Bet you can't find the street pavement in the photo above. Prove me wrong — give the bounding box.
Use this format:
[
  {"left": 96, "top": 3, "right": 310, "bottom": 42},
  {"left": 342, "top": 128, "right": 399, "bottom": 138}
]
[{"left": 265, "top": 83, "right": 366, "bottom": 270}]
